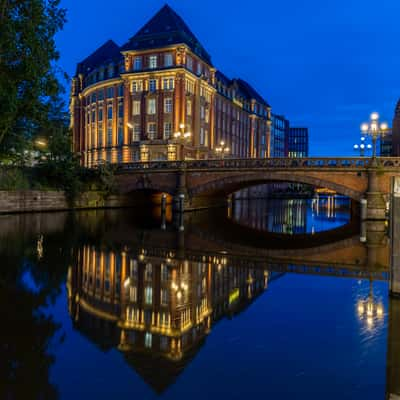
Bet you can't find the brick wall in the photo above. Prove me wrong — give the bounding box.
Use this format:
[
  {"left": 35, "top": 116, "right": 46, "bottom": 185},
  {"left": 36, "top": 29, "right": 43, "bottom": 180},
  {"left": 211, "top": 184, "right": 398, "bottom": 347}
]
[{"left": 0, "top": 191, "right": 132, "bottom": 214}]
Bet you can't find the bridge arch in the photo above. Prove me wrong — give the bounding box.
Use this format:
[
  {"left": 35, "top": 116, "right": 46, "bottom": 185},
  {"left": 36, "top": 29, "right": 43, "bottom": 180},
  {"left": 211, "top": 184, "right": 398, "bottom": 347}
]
[{"left": 189, "top": 172, "right": 364, "bottom": 201}]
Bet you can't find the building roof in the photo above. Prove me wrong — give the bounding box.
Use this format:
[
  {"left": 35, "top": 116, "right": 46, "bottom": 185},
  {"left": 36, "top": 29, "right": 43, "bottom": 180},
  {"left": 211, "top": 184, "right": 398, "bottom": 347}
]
[
  {"left": 120, "top": 4, "right": 212, "bottom": 65},
  {"left": 76, "top": 40, "right": 122, "bottom": 75},
  {"left": 235, "top": 79, "right": 270, "bottom": 107}
]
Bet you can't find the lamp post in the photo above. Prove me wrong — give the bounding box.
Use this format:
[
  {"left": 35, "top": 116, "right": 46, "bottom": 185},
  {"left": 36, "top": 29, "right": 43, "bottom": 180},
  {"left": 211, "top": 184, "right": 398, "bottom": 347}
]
[
  {"left": 360, "top": 112, "right": 389, "bottom": 158},
  {"left": 353, "top": 136, "right": 372, "bottom": 157},
  {"left": 173, "top": 123, "right": 192, "bottom": 160},
  {"left": 356, "top": 277, "right": 384, "bottom": 329},
  {"left": 215, "top": 141, "right": 230, "bottom": 159}
]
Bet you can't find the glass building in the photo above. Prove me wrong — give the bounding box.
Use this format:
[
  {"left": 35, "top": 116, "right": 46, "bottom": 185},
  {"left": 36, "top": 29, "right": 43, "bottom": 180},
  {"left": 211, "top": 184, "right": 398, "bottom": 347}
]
[
  {"left": 286, "top": 127, "right": 309, "bottom": 158},
  {"left": 271, "top": 114, "right": 289, "bottom": 157}
]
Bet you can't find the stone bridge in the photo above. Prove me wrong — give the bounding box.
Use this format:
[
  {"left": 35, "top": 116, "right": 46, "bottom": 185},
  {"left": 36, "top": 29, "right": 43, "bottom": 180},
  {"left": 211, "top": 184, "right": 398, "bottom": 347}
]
[{"left": 115, "top": 157, "right": 400, "bottom": 219}]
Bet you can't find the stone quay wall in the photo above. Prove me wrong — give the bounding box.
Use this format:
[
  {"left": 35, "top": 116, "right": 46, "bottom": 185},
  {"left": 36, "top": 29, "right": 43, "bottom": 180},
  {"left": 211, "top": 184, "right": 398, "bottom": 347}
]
[{"left": 0, "top": 191, "right": 132, "bottom": 214}]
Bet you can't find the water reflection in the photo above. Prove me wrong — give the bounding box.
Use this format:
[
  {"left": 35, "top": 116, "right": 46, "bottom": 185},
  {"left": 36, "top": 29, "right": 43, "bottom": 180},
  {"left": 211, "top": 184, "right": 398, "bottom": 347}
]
[
  {"left": 0, "top": 205, "right": 396, "bottom": 399},
  {"left": 230, "top": 195, "right": 352, "bottom": 234}
]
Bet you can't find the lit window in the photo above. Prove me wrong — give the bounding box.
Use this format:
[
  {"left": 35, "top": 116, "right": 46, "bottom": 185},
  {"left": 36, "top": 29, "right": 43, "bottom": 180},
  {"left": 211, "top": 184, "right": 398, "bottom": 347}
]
[
  {"left": 149, "top": 55, "right": 157, "bottom": 69},
  {"left": 145, "top": 286, "right": 153, "bottom": 304},
  {"left": 147, "top": 123, "right": 157, "bottom": 140},
  {"left": 164, "top": 53, "right": 173, "bottom": 67},
  {"left": 163, "top": 78, "right": 174, "bottom": 90},
  {"left": 132, "top": 80, "right": 143, "bottom": 93},
  {"left": 134, "top": 57, "right": 142, "bottom": 71},
  {"left": 197, "top": 63, "right": 202, "bottom": 76},
  {"left": 200, "top": 106, "right": 205, "bottom": 120},
  {"left": 205, "top": 109, "right": 210, "bottom": 123},
  {"left": 164, "top": 98, "right": 172, "bottom": 113},
  {"left": 164, "top": 122, "right": 172, "bottom": 139},
  {"left": 147, "top": 99, "right": 156, "bottom": 115},
  {"left": 186, "top": 99, "right": 192, "bottom": 116},
  {"left": 133, "top": 101, "right": 141, "bottom": 115},
  {"left": 149, "top": 79, "right": 157, "bottom": 92},
  {"left": 129, "top": 286, "right": 137, "bottom": 302},
  {"left": 145, "top": 332, "right": 152, "bottom": 348}
]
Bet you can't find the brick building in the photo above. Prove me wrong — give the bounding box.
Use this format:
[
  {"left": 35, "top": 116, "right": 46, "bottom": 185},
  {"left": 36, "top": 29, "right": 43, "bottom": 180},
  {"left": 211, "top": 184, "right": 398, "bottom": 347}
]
[{"left": 70, "top": 5, "right": 272, "bottom": 166}]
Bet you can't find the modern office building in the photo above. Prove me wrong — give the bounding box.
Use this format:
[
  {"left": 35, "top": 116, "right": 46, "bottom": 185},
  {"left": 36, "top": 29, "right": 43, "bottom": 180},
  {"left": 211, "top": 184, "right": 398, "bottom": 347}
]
[
  {"left": 70, "top": 5, "right": 272, "bottom": 166},
  {"left": 270, "top": 114, "right": 289, "bottom": 157},
  {"left": 380, "top": 129, "right": 393, "bottom": 156},
  {"left": 286, "top": 127, "right": 309, "bottom": 158}
]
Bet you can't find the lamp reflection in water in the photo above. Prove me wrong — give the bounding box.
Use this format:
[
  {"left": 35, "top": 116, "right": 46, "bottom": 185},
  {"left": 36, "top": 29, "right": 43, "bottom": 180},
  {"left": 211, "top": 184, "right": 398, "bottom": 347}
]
[{"left": 356, "top": 278, "right": 384, "bottom": 329}]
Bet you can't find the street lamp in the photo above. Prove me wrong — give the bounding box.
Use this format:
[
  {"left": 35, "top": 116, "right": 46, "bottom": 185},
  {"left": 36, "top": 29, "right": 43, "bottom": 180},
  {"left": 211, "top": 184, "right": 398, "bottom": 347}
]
[
  {"left": 173, "top": 123, "right": 192, "bottom": 160},
  {"left": 353, "top": 136, "right": 372, "bottom": 157},
  {"left": 360, "top": 112, "right": 389, "bottom": 157},
  {"left": 215, "top": 140, "right": 230, "bottom": 159}
]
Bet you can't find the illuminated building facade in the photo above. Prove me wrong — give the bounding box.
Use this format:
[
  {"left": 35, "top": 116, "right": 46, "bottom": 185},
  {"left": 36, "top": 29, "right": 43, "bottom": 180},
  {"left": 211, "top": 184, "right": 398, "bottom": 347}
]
[
  {"left": 70, "top": 5, "right": 272, "bottom": 166},
  {"left": 286, "top": 127, "right": 309, "bottom": 158},
  {"left": 392, "top": 99, "right": 400, "bottom": 156}
]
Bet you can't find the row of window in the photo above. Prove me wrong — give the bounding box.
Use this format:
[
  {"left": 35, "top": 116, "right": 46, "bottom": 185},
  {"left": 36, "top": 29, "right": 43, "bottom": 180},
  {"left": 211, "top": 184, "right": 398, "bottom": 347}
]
[{"left": 87, "top": 85, "right": 124, "bottom": 104}]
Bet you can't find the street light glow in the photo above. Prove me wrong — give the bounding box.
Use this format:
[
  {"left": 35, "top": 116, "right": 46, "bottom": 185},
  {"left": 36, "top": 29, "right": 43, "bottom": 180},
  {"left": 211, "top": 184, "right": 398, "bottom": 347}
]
[
  {"left": 361, "top": 123, "right": 369, "bottom": 132},
  {"left": 370, "top": 112, "right": 379, "bottom": 120}
]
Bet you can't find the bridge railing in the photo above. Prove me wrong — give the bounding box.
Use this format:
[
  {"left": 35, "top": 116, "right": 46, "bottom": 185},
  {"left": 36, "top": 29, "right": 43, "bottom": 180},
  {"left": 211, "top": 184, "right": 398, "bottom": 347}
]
[{"left": 116, "top": 157, "right": 400, "bottom": 171}]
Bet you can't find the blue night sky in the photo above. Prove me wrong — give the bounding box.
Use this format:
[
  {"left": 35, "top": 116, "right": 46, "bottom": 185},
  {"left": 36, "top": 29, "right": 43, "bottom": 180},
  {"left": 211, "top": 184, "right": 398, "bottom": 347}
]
[{"left": 57, "top": 0, "right": 400, "bottom": 156}]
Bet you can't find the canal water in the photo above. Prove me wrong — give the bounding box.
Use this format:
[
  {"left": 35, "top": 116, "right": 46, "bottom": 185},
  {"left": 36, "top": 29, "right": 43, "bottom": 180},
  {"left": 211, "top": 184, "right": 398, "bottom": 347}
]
[{"left": 0, "top": 197, "right": 393, "bottom": 400}]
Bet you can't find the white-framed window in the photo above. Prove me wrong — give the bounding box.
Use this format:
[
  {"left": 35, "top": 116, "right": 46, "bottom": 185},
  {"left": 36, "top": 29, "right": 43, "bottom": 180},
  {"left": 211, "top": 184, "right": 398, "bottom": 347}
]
[
  {"left": 164, "top": 53, "right": 173, "bottom": 67},
  {"left": 147, "top": 122, "right": 157, "bottom": 140},
  {"left": 164, "top": 98, "right": 172, "bottom": 113},
  {"left": 186, "top": 99, "right": 192, "bottom": 116},
  {"left": 185, "top": 79, "right": 195, "bottom": 94},
  {"left": 147, "top": 99, "right": 156, "bottom": 114},
  {"left": 197, "top": 63, "right": 202, "bottom": 76},
  {"left": 133, "top": 101, "right": 141, "bottom": 115},
  {"left": 129, "top": 286, "right": 137, "bottom": 302},
  {"left": 149, "top": 55, "right": 157, "bottom": 69},
  {"left": 134, "top": 57, "right": 142, "bottom": 71},
  {"left": 161, "top": 288, "right": 168, "bottom": 305},
  {"left": 132, "top": 124, "right": 141, "bottom": 142},
  {"left": 200, "top": 105, "right": 205, "bottom": 120},
  {"left": 200, "top": 127, "right": 205, "bottom": 145},
  {"left": 186, "top": 55, "right": 193, "bottom": 71},
  {"left": 164, "top": 122, "right": 172, "bottom": 139},
  {"left": 132, "top": 80, "right": 143, "bottom": 93},
  {"left": 149, "top": 79, "right": 157, "bottom": 92},
  {"left": 145, "top": 332, "right": 152, "bottom": 348},
  {"left": 163, "top": 78, "right": 174, "bottom": 90},
  {"left": 145, "top": 286, "right": 153, "bottom": 305},
  {"left": 205, "top": 108, "right": 210, "bottom": 123}
]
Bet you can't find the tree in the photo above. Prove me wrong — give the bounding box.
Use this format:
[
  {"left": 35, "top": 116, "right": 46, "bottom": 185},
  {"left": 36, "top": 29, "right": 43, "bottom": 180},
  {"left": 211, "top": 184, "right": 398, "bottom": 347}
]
[{"left": 0, "top": 0, "right": 67, "bottom": 159}]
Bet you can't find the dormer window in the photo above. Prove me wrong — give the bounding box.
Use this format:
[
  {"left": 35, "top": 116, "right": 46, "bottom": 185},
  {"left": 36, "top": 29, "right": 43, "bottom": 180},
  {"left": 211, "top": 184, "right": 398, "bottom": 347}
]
[
  {"left": 164, "top": 53, "right": 173, "bottom": 67},
  {"left": 197, "top": 63, "right": 202, "bottom": 76},
  {"left": 149, "top": 55, "right": 157, "bottom": 69},
  {"left": 134, "top": 57, "right": 142, "bottom": 71},
  {"left": 186, "top": 55, "right": 193, "bottom": 71}
]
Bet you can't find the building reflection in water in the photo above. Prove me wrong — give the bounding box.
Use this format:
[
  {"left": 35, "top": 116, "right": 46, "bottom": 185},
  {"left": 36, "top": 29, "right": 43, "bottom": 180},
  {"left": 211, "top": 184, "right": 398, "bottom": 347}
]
[
  {"left": 229, "top": 195, "right": 351, "bottom": 234},
  {"left": 67, "top": 245, "right": 273, "bottom": 391}
]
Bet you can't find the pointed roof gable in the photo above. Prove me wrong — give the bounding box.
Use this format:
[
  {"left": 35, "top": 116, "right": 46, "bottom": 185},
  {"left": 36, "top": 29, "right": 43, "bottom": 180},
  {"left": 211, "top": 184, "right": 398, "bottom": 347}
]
[
  {"left": 121, "top": 4, "right": 212, "bottom": 65},
  {"left": 76, "top": 40, "right": 121, "bottom": 74}
]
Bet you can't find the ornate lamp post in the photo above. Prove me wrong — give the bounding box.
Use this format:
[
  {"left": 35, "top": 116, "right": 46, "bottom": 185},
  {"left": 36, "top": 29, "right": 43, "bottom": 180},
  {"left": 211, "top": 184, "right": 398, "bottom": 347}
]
[
  {"left": 173, "top": 123, "right": 192, "bottom": 160},
  {"left": 215, "top": 140, "right": 230, "bottom": 159},
  {"left": 360, "top": 112, "right": 389, "bottom": 158},
  {"left": 353, "top": 136, "right": 372, "bottom": 157}
]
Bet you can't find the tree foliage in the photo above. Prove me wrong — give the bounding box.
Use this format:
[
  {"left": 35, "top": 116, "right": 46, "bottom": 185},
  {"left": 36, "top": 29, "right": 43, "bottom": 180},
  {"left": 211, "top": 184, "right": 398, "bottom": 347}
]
[{"left": 0, "top": 0, "right": 67, "bottom": 158}]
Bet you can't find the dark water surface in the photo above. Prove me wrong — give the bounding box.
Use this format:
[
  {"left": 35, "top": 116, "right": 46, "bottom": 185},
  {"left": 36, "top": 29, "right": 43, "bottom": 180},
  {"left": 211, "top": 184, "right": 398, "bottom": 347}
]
[{"left": 0, "top": 197, "right": 395, "bottom": 400}]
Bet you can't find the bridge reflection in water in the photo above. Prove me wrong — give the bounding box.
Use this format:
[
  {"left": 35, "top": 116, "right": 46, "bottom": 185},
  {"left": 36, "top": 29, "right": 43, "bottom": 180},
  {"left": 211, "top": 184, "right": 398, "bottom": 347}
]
[{"left": 1, "top": 198, "right": 399, "bottom": 399}]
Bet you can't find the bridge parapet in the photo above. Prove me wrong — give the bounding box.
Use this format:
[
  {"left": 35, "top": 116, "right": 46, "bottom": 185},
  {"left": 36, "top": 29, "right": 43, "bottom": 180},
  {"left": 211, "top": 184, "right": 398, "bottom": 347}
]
[{"left": 116, "top": 157, "right": 400, "bottom": 172}]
